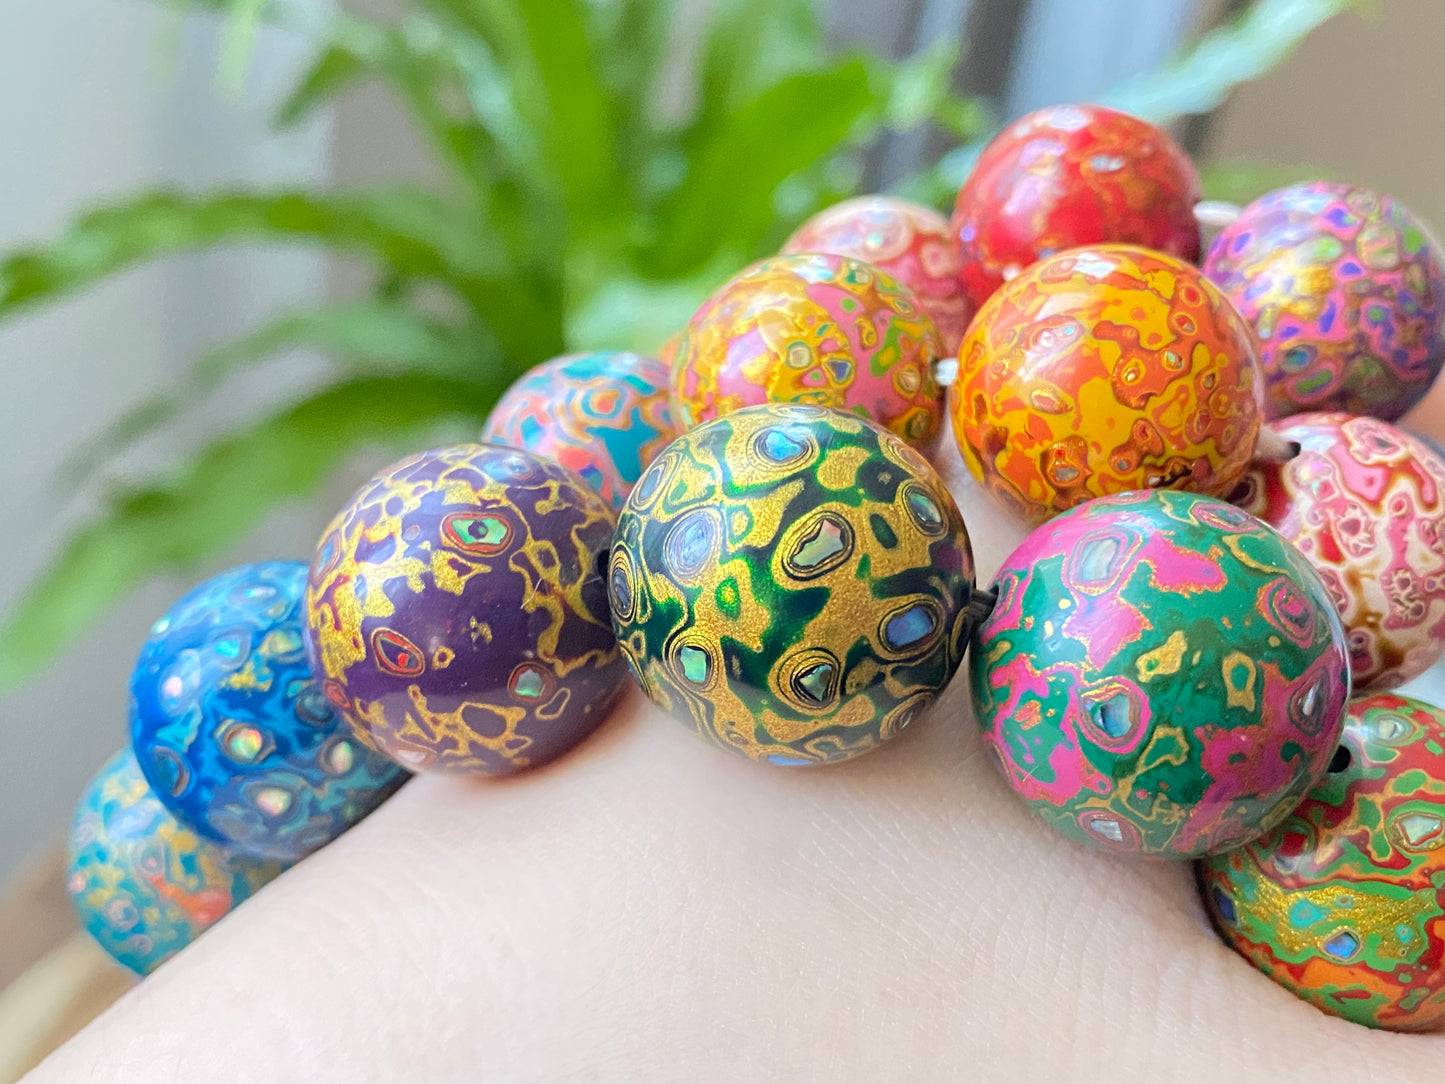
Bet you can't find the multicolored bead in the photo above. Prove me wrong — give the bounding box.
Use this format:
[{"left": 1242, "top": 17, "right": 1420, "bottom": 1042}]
[
  {"left": 481, "top": 351, "right": 680, "bottom": 510},
  {"left": 1202, "top": 693, "right": 1445, "bottom": 1031},
  {"left": 1203, "top": 181, "right": 1445, "bottom": 421},
  {"left": 67, "top": 750, "right": 284, "bottom": 975},
  {"left": 1233, "top": 413, "right": 1445, "bottom": 690},
  {"left": 952, "top": 244, "right": 1265, "bottom": 524},
  {"left": 783, "top": 195, "right": 974, "bottom": 352},
  {"left": 129, "top": 562, "right": 405, "bottom": 861},
  {"left": 972, "top": 490, "right": 1351, "bottom": 857},
  {"left": 657, "top": 333, "right": 682, "bottom": 372},
  {"left": 611, "top": 404, "right": 977, "bottom": 764},
  {"left": 304, "top": 444, "right": 624, "bottom": 776},
  {"left": 951, "top": 104, "right": 1201, "bottom": 309},
  {"left": 672, "top": 253, "right": 945, "bottom": 448}
]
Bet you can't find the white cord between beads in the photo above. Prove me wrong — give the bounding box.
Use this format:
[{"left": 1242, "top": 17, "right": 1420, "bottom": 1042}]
[{"left": 1194, "top": 200, "right": 1244, "bottom": 230}]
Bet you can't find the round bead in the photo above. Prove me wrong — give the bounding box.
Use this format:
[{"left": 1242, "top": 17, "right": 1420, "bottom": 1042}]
[
  {"left": 673, "top": 253, "right": 945, "bottom": 448},
  {"left": 782, "top": 195, "right": 975, "bottom": 352},
  {"left": 952, "top": 244, "right": 1264, "bottom": 524},
  {"left": 305, "top": 444, "right": 624, "bottom": 775},
  {"left": 129, "top": 561, "right": 406, "bottom": 861},
  {"left": 68, "top": 750, "right": 283, "bottom": 975},
  {"left": 657, "top": 333, "right": 682, "bottom": 372},
  {"left": 1203, "top": 182, "right": 1445, "bottom": 421},
  {"left": 1202, "top": 693, "right": 1445, "bottom": 1031},
  {"left": 1234, "top": 413, "right": 1445, "bottom": 691},
  {"left": 611, "top": 403, "right": 977, "bottom": 765},
  {"left": 480, "top": 351, "right": 680, "bottom": 510},
  {"left": 951, "top": 104, "right": 1201, "bottom": 309},
  {"left": 972, "top": 489, "right": 1351, "bottom": 858}
]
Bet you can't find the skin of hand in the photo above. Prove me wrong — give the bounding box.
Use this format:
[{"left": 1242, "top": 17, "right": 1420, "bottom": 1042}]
[{"left": 26, "top": 434, "right": 1445, "bottom": 1084}]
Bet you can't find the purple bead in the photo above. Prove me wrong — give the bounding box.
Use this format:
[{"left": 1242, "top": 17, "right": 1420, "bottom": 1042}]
[
  {"left": 304, "top": 444, "right": 624, "bottom": 776},
  {"left": 1203, "top": 181, "right": 1445, "bottom": 421}
]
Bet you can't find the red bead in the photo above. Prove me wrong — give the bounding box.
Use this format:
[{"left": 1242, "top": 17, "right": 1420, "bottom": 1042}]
[{"left": 951, "top": 105, "right": 1202, "bottom": 309}]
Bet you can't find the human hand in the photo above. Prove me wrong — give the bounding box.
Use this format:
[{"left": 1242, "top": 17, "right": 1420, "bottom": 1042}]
[{"left": 27, "top": 437, "right": 1441, "bottom": 1084}]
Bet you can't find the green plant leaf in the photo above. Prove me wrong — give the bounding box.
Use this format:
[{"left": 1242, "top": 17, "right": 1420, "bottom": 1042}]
[
  {"left": 59, "top": 302, "right": 493, "bottom": 487},
  {"left": 0, "top": 188, "right": 493, "bottom": 312},
  {"left": 510, "top": 0, "right": 618, "bottom": 223},
  {"left": 0, "top": 188, "right": 563, "bottom": 361},
  {"left": 588, "top": 0, "right": 672, "bottom": 163},
  {"left": 276, "top": 42, "right": 368, "bottom": 127},
  {"left": 195, "top": 303, "right": 489, "bottom": 385},
  {"left": 929, "top": 0, "right": 1366, "bottom": 192},
  {"left": 645, "top": 59, "right": 877, "bottom": 278},
  {"left": 694, "top": 0, "right": 824, "bottom": 131},
  {"left": 1097, "top": 0, "right": 1366, "bottom": 122},
  {"left": 878, "top": 36, "right": 965, "bottom": 134},
  {"left": 568, "top": 255, "right": 740, "bottom": 354},
  {"left": 416, "top": 0, "right": 618, "bottom": 229},
  {"left": 1199, "top": 159, "right": 1336, "bottom": 204},
  {"left": 441, "top": 33, "right": 545, "bottom": 182},
  {"left": 284, "top": 16, "right": 505, "bottom": 196},
  {"left": 0, "top": 374, "right": 493, "bottom": 693},
  {"left": 219, "top": 0, "right": 267, "bottom": 91}
]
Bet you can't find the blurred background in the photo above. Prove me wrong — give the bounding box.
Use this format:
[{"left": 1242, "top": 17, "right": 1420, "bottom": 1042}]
[{"left": 0, "top": 0, "right": 1442, "bottom": 1067}]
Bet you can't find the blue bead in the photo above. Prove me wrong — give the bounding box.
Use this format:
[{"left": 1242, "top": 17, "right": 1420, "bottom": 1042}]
[
  {"left": 129, "top": 561, "right": 406, "bottom": 861},
  {"left": 68, "top": 750, "right": 284, "bottom": 975}
]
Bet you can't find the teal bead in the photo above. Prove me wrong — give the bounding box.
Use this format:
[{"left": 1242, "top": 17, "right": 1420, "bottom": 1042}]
[{"left": 67, "top": 751, "right": 284, "bottom": 975}]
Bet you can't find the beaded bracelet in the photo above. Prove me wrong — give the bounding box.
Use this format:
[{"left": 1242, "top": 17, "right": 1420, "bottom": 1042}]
[{"left": 68, "top": 103, "right": 1445, "bottom": 1034}]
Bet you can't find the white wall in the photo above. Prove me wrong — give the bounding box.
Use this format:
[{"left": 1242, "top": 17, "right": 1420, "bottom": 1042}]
[
  {"left": 1209, "top": 2, "right": 1445, "bottom": 240},
  {"left": 0, "top": 2, "right": 332, "bottom": 879}
]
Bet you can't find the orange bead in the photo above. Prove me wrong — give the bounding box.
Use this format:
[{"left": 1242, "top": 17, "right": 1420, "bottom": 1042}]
[
  {"left": 674, "top": 254, "right": 945, "bottom": 449},
  {"left": 950, "top": 244, "right": 1264, "bottom": 524}
]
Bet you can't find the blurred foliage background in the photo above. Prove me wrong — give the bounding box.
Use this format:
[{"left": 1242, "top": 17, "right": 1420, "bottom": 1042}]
[{"left": 0, "top": 0, "right": 1367, "bottom": 692}]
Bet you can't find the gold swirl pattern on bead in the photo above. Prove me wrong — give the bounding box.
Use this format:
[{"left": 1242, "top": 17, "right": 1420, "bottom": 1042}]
[{"left": 611, "top": 404, "right": 977, "bottom": 765}]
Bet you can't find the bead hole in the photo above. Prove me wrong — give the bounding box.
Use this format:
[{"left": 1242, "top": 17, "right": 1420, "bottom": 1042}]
[{"left": 1329, "top": 745, "right": 1352, "bottom": 774}]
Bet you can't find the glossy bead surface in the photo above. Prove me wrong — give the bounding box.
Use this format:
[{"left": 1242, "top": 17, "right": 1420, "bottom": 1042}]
[
  {"left": 1234, "top": 413, "right": 1445, "bottom": 690},
  {"left": 611, "top": 404, "right": 977, "bottom": 765},
  {"left": 130, "top": 561, "right": 405, "bottom": 861},
  {"left": 783, "top": 195, "right": 974, "bottom": 352},
  {"left": 305, "top": 444, "right": 623, "bottom": 776},
  {"left": 68, "top": 750, "right": 283, "bottom": 975},
  {"left": 951, "top": 104, "right": 1201, "bottom": 308},
  {"left": 1203, "top": 182, "right": 1445, "bottom": 421},
  {"left": 673, "top": 253, "right": 945, "bottom": 448},
  {"left": 1202, "top": 694, "right": 1445, "bottom": 1030},
  {"left": 952, "top": 244, "right": 1264, "bottom": 524},
  {"left": 481, "top": 351, "right": 680, "bottom": 510},
  {"left": 973, "top": 490, "right": 1351, "bottom": 857}
]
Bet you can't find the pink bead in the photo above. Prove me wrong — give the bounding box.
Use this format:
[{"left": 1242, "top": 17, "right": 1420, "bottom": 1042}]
[
  {"left": 1233, "top": 413, "right": 1445, "bottom": 688},
  {"left": 673, "top": 253, "right": 945, "bottom": 448},
  {"left": 783, "top": 196, "right": 974, "bottom": 353}
]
